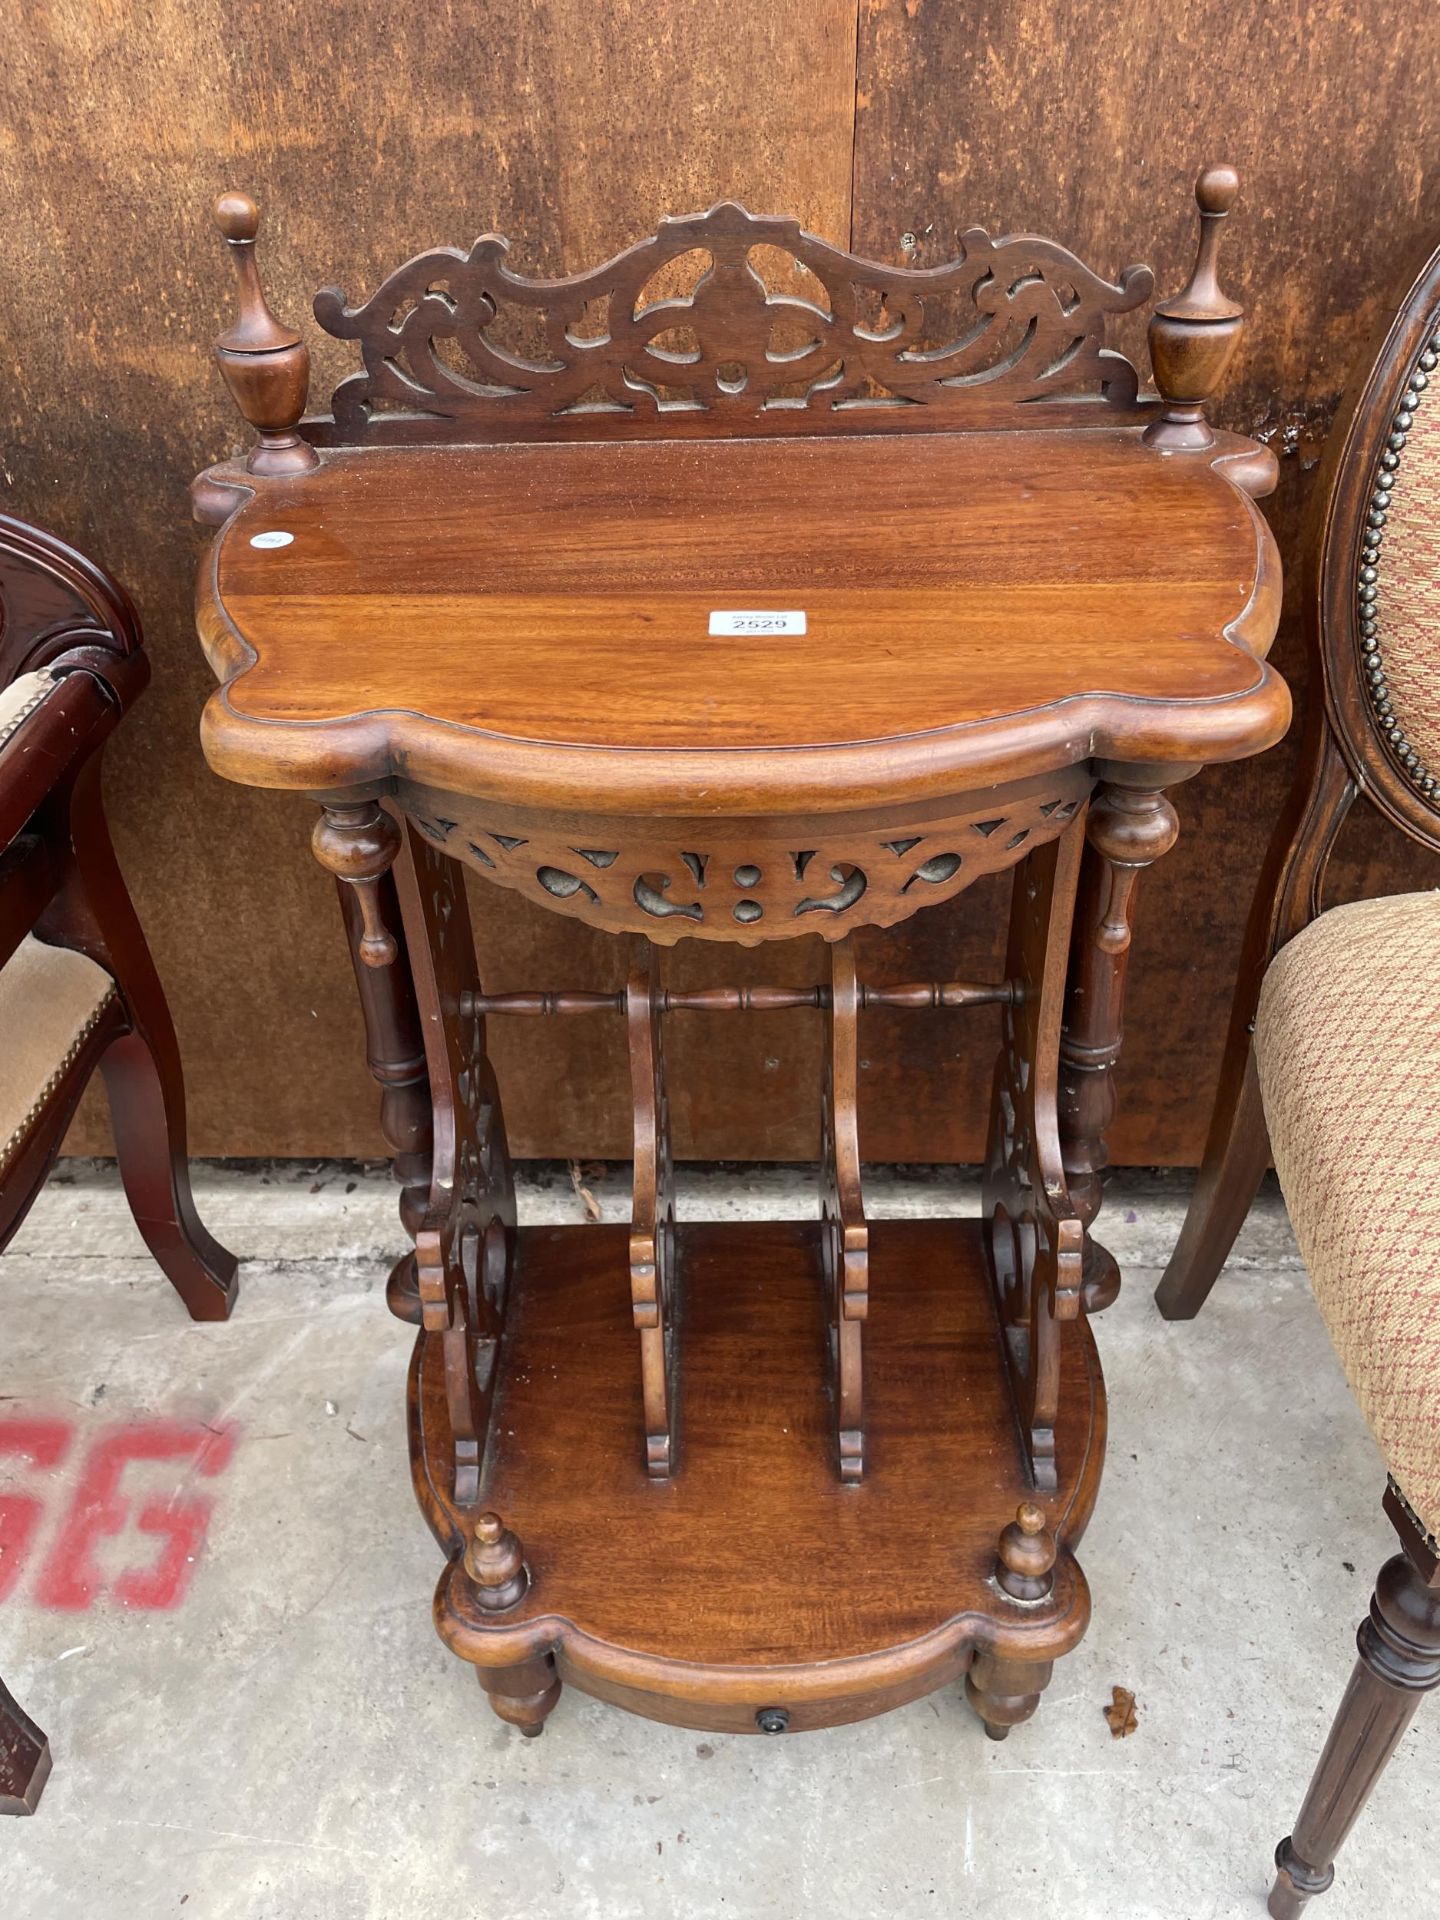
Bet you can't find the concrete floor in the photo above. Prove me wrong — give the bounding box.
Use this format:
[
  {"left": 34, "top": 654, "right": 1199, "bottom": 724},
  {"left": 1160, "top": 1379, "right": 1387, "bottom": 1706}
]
[{"left": 0, "top": 1161, "right": 1433, "bottom": 1920}]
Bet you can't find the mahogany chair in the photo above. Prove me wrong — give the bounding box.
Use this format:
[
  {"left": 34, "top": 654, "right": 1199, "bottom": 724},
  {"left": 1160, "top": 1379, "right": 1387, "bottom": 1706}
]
[
  {"left": 0, "top": 509, "right": 238, "bottom": 1813},
  {"left": 1154, "top": 246, "right": 1440, "bottom": 1914}
]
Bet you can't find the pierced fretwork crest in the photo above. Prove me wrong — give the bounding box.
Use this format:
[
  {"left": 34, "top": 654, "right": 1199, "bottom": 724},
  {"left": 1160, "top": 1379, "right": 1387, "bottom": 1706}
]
[{"left": 312, "top": 200, "right": 1154, "bottom": 442}]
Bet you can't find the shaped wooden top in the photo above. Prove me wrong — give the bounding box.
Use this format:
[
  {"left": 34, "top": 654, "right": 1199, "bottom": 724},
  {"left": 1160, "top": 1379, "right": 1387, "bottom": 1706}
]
[{"left": 194, "top": 425, "right": 1285, "bottom": 814}]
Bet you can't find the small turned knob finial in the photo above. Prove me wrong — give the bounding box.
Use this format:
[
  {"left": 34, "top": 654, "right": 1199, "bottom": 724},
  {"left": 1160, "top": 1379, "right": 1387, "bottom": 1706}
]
[
  {"left": 464, "top": 1511, "right": 530, "bottom": 1612},
  {"left": 1196, "top": 163, "right": 1240, "bottom": 217},
  {"left": 213, "top": 190, "right": 260, "bottom": 247},
  {"left": 1143, "top": 163, "right": 1246, "bottom": 452},
  {"left": 210, "top": 188, "right": 318, "bottom": 476},
  {"left": 996, "top": 1501, "right": 1057, "bottom": 1601}
]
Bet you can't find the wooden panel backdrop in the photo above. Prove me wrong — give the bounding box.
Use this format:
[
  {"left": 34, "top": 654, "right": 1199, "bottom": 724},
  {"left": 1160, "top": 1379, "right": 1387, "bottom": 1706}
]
[{"left": 2, "top": 0, "right": 1436, "bottom": 1163}]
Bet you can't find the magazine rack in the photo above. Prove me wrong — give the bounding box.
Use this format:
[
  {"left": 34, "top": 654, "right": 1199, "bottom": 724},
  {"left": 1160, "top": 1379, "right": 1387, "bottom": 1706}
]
[{"left": 191, "top": 168, "right": 1285, "bottom": 1740}]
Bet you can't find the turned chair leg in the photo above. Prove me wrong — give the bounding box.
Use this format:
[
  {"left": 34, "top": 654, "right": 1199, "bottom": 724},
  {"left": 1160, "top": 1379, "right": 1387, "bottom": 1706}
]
[
  {"left": 1154, "top": 1040, "right": 1269, "bottom": 1320},
  {"left": 1268, "top": 1551, "right": 1440, "bottom": 1918},
  {"left": 40, "top": 759, "right": 237, "bottom": 1321},
  {"left": 0, "top": 1674, "right": 51, "bottom": 1815}
]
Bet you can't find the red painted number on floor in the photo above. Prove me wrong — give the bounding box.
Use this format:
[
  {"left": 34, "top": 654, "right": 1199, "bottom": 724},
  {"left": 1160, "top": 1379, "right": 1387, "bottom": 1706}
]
[{"left": 0, "top": 1413, "right": 237, "bottom": 1611}]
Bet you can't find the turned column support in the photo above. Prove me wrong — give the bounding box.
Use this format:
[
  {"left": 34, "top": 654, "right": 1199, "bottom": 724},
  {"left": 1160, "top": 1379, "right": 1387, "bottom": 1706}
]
[
  {"left": 312, "top": 802, "right": 401, "bottom": 967},
  {"left": 1269, "top": 1549, "right": 1440, "bottom": 1918},
  {"left": 1058, "top": 775, "right": 1182, "bottom": 1312},
  {"left": 312, "top": 800, "right": 431, "bottom": 1322}
]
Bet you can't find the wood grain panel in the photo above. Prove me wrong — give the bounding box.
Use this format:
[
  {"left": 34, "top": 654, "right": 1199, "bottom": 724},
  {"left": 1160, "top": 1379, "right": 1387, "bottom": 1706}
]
[
  {"left": 851, "top": 0, "right": 1440, "bottom": 1165},
  {"left": 0, "top": 0, "right": 857, "bottom": 1156}
]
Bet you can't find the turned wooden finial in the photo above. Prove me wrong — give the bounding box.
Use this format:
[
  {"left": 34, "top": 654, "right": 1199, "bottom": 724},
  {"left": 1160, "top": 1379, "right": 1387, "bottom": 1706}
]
[
  {"left": 211, "top": 191, "right": 319, "bottom": 476},
  {"left": 463, "top": 1512, "right": 530, "bottom": 1612},
  {"left": 996, "top": 1501, "right": 1057, "bottom": 1601},
  {"left": 1143, "top": 164, "right": 1245, "bottom": 452}
]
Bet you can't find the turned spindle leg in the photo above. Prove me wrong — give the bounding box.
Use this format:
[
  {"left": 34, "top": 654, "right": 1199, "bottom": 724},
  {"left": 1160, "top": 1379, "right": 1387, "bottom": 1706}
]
[
  {"left": 462, "top": 1513, "right": 563, "bottom": 1737},
  {"left": 1058, "top": 779, "right": 1180, "bottom": 1312},
  {"left": 1268, "top": 1552, "right": 1440, "bottom": 1918},
  {"left": 965, "top": 1504, "right": 1059, "bottom": 1738},
  {"left": 312, "top": 802, "right": 432, "bottom": 1323}
]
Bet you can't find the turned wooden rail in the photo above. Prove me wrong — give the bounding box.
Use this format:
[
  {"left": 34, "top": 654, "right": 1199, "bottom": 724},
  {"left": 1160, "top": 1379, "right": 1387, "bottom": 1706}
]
[{"left": 459, "top": 980, "right": 1015, "bottom": 1017}]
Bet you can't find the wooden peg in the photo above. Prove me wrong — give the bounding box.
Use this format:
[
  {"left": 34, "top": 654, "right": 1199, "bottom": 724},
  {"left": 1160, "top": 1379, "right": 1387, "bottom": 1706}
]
[
  {"left": 463, "top": 1512, "right": 529, "bottom": 1612},
  {"left": 1143, "top": 164, "right": 1245, "bottom": 451},
  {"left": 996, "top": 1501, "right": 1057, "bottom": 1601},
  {"left": 211, "top": 191, "right": 319, "bottom": 476}
]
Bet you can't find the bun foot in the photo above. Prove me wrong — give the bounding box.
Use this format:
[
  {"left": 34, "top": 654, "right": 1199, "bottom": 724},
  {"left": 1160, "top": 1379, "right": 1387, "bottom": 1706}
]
[
  {"left": 386, "top": 1252, "right": 423, "bottom": 1324},
  {"left": 965, "top": 1646, "right": 1055, "bottom": 1740},
  {"left": 478, "top": 1654, "right": 562, "bottom": 1738},
  {"left": 1080, "top": 1239, "right": 1120, "bottom": 1314}
]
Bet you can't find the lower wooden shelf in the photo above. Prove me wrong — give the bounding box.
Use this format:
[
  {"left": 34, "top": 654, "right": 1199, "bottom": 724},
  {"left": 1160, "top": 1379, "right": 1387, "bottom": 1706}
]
[{"left": 410, "top": 1217, "right": 1105, "bottom": 1737}]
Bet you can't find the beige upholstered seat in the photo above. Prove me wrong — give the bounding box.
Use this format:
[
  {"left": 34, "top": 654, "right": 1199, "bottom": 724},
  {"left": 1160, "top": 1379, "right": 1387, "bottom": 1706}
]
[
  {"left": 1255, "top": 891, "right": 1440, "bottom": 1539},
  {"left": 0, "top": 934, "right": 115, "bottom": 1173}
]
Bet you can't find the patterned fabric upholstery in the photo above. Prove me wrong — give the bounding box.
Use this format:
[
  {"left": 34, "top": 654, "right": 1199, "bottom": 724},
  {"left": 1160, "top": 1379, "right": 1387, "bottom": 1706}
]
[
  {"left": 1377, "top": 344, "right": 1440, "bottom": 779},
  {"left": 1255, "top": 891, "right": 1440, "bottom": 1539},
  {"left": 0, "top": 935, "right": 115, "bottom": 1173},
  {"left": 0, "top": 668, "right": 56, "bottom": 749}
]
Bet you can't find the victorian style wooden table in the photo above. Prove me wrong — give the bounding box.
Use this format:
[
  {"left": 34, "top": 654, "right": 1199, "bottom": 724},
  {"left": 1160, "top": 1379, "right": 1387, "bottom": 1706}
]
[{"left": 191, "top": 169, "right": 1286, "bottom": 1742}]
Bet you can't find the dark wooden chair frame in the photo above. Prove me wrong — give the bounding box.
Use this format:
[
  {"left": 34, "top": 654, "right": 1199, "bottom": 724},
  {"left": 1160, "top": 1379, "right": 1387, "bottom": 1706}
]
[
  {"left": 0, "top": 510, "right": 238, "bottom": 1814},
  {"left": 1154, "top": 244, "right": 1440, "bottom": 1916}
]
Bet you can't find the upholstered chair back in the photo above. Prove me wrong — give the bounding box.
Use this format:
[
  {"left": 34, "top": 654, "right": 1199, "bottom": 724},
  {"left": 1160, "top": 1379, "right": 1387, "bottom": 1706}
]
[{"left": 1314, "top": 250, "right": 1440, "bottom": 851}]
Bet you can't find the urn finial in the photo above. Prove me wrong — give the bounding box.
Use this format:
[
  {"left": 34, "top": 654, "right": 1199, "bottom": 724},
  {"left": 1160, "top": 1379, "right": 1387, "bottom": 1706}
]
[
  {"left": 463, "top": 1512, "right": 530, "bottom": 1612},
  {"left": 996, "top": 1501, "right": 1058, "bottom": 1601},
  {"left": 211, "top": 191, "right": 318, "bottom": 476},
  {"left": 1143, "top": 165, "right": 1245, "bottom": 452}
]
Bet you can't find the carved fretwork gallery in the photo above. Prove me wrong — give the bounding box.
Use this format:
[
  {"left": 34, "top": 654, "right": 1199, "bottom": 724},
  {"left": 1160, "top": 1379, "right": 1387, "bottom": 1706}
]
[{"left": 192, "top": 167, "right": 1286, "bottom": 1778}]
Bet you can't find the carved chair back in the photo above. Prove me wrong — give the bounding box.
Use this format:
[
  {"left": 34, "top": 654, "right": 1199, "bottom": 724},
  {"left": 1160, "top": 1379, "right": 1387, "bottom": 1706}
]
[{"left": 1309, "top": 241, "right": 1440, "bottom": 854}]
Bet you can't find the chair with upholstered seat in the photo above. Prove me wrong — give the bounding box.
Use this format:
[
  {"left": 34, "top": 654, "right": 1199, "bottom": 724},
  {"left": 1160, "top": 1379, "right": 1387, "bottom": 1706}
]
[
  {"left": 0, "top": 509, "right": 237, "bottom": 1814},
  {"left": 1154, "top": 244, "right": 1440, "bottom": 1914}
]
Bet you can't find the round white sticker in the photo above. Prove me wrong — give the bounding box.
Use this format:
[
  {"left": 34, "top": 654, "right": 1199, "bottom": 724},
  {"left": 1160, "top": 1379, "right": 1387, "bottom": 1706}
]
[{"left": 249, "top": 530, "right": 295, "bottom": 550}]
